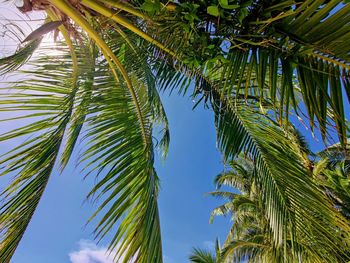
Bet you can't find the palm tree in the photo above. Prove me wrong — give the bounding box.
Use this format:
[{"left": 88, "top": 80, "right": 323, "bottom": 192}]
[
  {"left": 0, "top": 1, "right": 349, "bottom": 262},
  {"left": 0, "top": 12, "right": 168, "bottom": 263},
  {"left": 189, "top": 240, "right": 223, "bottom": 263},
  {"left": 314, "top": 140, "right": 350, "bottom": 219},
  {"left": 208, "top": 136, "right": 350, "bottom": 262},
  {"left": 210, "top": 157, "right": 323, "bottom": 262}
]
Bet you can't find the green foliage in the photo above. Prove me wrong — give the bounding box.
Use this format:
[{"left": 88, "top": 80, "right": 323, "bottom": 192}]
[
  {"left": 208, "top": 150, "right": 350, "bottom": 262},
  {"left": 0, "top": 38, "right": 42, "bottom": 74},
  {"left": 146, "top": 0, "right": 350, "bottom": 145},
  {"left": 190, "top": 239, "right": 222, "bottom": 263},
  {"left": 0, "top": 24, "right": 168, "bottom": 262},
  {"left": 207, "top": 6, "right": 220, "bottom": 17},
  {"left": 0, "top": 47, "right": 79, "bottom": 262},
  {"left": 219, "top": 0, "right": 239, "bottom": 10},
  {"left": 212, "top": 103, "right": 350, "bottom": 261},
  {"left": 1, "top": 1, "right": 350, "bottom": 262},
  {"left": 315, "top": 142, "right": 350, "bottom": 220},
  {"left": 141, "top": 0, "right": 161, "bottom": 15},
  {"left": 190, "top": 248, "right": 218, "bottom": 263}
]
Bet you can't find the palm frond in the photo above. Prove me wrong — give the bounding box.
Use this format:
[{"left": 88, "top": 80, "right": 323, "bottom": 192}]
[
  {"left": 1, "top": 1, "right": 350, "bottom": 262},
  {"left": 0, "top": 45, "right": 79, "bottom": 262},
  {"left": 0, "top": 24, "right": 168, "bottom": 262},
  {"left": 213, "top": 98, "right": 350, "bottom": 261},
  {"left": 59, "top": 43, "right": 96, "bottom": 169},
  {"left": 315, "top": 143, "right": 350, "bottom": 220},
  {"left": 0, "top": 38, "right": 42, "bottom": 74},
  {"left": 214, "top": 159, "right": 255, "bottom": 192},
  {"left": 79, "top": 37, "right": 164, "bottom": 262},
  {"left": 189, "top": 248, "right": 217, "bottom": 263},
  {"left": 143, "top": 1, "right": 350, "bottom": 145}
]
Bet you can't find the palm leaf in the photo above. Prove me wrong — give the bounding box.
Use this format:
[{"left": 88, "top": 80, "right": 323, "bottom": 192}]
[
  {"left": 0, "top": 45, "right": 79, "bottom": 262},
  {"left": 78, "top": 33, "right": 165, "bottom": 262},
  {"left": 0, "top": 38, "right": 42, "bottom": 74},
  {"left": 213, "top": 98, "right": 350, "bottom": 261},
  {"left": 0, "top": 4, "right": 170, "bottom": 261},
  {"left": 142, "top": 1, "right": 350, "bottom": 145},
  {"left": 189, "top": 248, "right": 217, "bottom": 263}
]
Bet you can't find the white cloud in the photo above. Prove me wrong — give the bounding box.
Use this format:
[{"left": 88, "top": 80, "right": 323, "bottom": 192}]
[
  {"left": 69, "top": 240, "right": 118, "bottom": 263},
  {"left": 70, "top": 239, "right": 168, "bottom": 263}
]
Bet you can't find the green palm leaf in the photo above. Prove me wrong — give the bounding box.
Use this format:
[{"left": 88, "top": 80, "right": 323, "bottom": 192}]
[
  {"left": 189, "top": 248, "right": 218, "bottom": 263},
  {"left": 81, "top": 58, "right": 162, "bottom": 262},
  {"left": 0, "top": 26, "right": 168, "bottom": 262},
  {"left": 0, "top": 38, "right": 42, "bottom": 75},
  {"left": 70, "top": 29, "right": 168, "bottom": 262},
  {"left": 1, "top": 1, "right": 350, "bottom": 262},
  {"left": 213, "top": 99, "right": 350, "bottom": 261},
  {"left": 0, "top": 45, "right": 79, "bottom": 262},
  {"left": 144, "top": 1, "right": 350, "bottom": 145}
]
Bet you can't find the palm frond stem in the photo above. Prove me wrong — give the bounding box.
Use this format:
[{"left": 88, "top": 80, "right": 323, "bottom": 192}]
[
  {"left": 49, "top": 0, "right": 148, "bottom": 145},
  {"left": 80, "top": 0, "right": 176, "bottom": 58}
]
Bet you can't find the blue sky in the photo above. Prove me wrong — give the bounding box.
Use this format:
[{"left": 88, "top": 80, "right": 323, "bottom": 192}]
[{"left": 0, "top": 3, "right": 349, "bottom": 263}]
